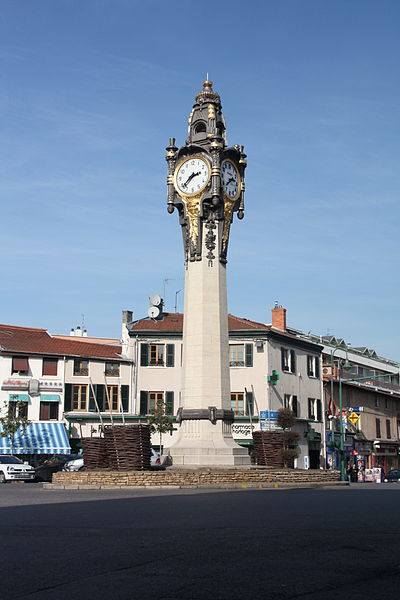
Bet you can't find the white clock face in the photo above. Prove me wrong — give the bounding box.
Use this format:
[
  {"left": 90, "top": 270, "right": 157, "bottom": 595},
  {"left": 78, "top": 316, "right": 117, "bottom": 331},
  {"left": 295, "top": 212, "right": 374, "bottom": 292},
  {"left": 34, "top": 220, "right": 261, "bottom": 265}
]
[
  {"left": 175, "top": 156, "right": 210, "bottom": 196},
  {"left": 221, "top": 160, "right": 240, "bottom": 200}
]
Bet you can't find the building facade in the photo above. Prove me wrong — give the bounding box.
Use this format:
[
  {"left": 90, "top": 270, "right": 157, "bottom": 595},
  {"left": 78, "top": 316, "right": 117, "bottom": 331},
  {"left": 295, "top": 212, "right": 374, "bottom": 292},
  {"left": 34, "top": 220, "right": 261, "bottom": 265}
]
[
  {"left": 0, "top": 324, "right": 132, "bottom": 460},
  {"left": 293, "top": 331, "right": 400, "bottom": 474}
]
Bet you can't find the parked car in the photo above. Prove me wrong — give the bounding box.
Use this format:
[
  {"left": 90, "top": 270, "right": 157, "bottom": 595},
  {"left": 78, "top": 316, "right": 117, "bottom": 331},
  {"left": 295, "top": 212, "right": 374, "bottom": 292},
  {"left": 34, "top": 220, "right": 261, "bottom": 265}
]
[
  {"left": 151, "top": 448, "right": 161, "bottom": 467},
  {"left": 384, "top": 469, "right": 400, "bottom": 482},
  {"left": 62, "top": 455, "right": 84, "bottom": 472},
  {"left": 0, "top": 455, "right": 35, "bottom": 483},
  {"left": 34, "top": 454, "right": 82, "bottom": 482}
]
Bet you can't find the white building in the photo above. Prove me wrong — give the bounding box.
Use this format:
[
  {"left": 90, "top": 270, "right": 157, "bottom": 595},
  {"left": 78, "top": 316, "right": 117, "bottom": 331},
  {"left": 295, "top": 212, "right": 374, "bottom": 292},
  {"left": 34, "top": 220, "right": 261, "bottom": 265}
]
[{"left": 0, "top": 324, "right": 132, "bottom": 459}]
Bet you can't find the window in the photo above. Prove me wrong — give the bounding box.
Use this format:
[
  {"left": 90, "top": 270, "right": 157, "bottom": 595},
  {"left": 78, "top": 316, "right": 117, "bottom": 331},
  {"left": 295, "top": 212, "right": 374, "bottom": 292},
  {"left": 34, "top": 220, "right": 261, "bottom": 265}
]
[
  {"left": 8, "top": 401, "right": 28, "bottom": 419},
  {"left": 308, "top": 398, "right": 322, "bottom": 421},
  {"left": 385, "top": 398, "right": 389, "bottom": 410},
  {"left": 231, "top": 393, "right": 245, "bottom": 416},
  {"left": 39, "top": 402, "right": 58, "bottom": 420},
  {"left": 105, "top": 386, "right": 119, "bottom": 412},
  {"left": 386, "top": 419, "right": 391, "bottom": 439},
  {"left": 72, "top": 385, "right": 88, "bottom": 411},
  {"left": 281, "top": 348, "right": 296, "bottom": 374},
  {"left": 307, "top": 355, "right": 320, "bottom": 378},
  {"left": 139, "top": 391, "right": 174, "bottom": 415},
  {"left": 376, "top": 418, "right": 381, "bottom": 438},
  {"left": 140, "top": 343, "right": 175, "bottom": 367},
  {"left": 105, "top": 362, "right": 120, "bottom": 377},
  {"left": 42, "top": 358, "right": 58, "bottom": 376},
  {"left": 284, "top": 394, "right": 299, "bottom": 417},
  {"left": 73, "top": 359, "right": 88, "bottom": 376},
  {"left": 229, "top": 344, "right": 253, "bottom": 367},
  {"left": 11, "top": 356, "right": 29, "bottom": 374},
  {"left": 374, "top": 395, "right": 380, "bottom": 408}
]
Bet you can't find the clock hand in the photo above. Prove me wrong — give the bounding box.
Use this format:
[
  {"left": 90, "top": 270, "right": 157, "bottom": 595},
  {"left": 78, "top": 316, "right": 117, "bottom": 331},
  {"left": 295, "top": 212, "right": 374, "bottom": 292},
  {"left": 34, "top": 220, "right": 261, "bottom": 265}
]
[
  {"left": 183, "top": 171, "right": 201, "bottom": 188},
  {"left": 226, "top": 177, "right": 235, "bottom": 186}
]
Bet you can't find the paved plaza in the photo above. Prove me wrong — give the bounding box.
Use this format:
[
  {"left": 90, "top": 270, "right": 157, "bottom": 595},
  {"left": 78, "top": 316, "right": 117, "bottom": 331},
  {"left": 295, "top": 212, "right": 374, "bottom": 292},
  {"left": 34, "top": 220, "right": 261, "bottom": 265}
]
[{"left": 1, "top": 482, "right": 399, "bottom": 599}]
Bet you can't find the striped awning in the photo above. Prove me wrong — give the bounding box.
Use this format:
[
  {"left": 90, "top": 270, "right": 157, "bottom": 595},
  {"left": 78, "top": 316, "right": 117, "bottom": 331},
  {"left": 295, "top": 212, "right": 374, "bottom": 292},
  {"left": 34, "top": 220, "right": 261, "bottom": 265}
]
[{"left": 0, "top": 423, "right": 71, "bottom": 455}]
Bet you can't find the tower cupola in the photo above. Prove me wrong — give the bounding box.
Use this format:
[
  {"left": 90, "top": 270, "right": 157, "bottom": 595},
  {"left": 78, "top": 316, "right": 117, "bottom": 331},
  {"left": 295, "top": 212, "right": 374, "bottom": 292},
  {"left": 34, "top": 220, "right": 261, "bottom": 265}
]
[{"left": 187, "top": 80, "right": 227, "bottom": 148}]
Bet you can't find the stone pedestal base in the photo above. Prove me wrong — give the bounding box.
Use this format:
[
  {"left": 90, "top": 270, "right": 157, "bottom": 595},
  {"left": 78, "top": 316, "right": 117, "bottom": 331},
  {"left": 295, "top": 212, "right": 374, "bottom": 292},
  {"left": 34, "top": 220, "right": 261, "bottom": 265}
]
[{"left": 168, "top": 419, "right": 251, "bottom": 467}]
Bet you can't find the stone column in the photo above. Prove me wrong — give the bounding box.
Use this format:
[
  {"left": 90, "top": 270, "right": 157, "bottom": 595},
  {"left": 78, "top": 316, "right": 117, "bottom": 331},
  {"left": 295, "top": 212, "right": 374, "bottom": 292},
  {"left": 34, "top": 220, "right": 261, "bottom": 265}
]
[{"left": 169, "top": 226, "right": 250, "bottom": 466}]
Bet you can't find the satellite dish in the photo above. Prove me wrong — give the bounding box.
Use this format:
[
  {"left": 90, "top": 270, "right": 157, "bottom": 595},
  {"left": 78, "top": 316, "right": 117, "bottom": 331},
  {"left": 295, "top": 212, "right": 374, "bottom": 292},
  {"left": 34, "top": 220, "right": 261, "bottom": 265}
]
[
  {"left": 148, "top": 306, "right": 160, "bottom": 319},
  {"left": 149, "top": 293, "right": 161, "bottom": 306}
]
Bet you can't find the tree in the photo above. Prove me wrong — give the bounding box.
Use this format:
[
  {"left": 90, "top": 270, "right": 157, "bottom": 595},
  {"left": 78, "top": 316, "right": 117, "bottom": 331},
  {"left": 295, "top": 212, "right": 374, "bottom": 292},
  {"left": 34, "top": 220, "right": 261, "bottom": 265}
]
[
  {"left": 147, "top": 402, "right": 173, "bottom": 458},
  {"left": 276, "top": 407, "right": 299, "bottom": 468},
  {"left": 0, "top": 397, "right": 31, "bottom": 455}
]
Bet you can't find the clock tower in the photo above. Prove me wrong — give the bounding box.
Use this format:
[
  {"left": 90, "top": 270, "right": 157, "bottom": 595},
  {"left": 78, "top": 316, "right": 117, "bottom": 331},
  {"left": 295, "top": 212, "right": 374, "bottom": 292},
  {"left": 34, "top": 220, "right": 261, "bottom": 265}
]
[{"left": 165, "top": 80, "right": 250, "bottom": 466}]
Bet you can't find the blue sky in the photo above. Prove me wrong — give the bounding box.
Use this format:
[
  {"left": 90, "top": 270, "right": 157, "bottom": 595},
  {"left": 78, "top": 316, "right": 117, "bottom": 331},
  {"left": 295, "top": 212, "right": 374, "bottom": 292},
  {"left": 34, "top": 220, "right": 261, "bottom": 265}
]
[{"left": 1, "top": 0, "right": 399, "bottom": 360}]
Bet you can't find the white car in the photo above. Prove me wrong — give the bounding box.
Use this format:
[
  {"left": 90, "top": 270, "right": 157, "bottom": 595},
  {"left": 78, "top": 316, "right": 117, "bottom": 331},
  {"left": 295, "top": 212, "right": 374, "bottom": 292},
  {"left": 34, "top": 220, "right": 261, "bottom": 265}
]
[
  {"left": 0, "top": 455, "right": 35, "bottom": 483},
  {"left": 62, "top": 456, "right": 84, "bottom": 472}
]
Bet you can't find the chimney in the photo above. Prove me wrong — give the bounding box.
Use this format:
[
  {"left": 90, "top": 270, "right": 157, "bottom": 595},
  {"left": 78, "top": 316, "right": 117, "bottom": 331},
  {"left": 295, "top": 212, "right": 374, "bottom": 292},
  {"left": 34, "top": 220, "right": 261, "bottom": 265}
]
[
  {"left": 122, "top": 310, "right": 133, "bottom": 325},
  {"left": 272, "top": 304, "right": 287, "bottom": 331}
]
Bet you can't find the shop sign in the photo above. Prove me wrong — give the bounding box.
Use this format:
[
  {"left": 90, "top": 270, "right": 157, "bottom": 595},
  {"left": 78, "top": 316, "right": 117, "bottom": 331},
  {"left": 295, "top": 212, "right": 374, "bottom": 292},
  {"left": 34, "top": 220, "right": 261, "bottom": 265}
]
[
  {"left": 39, "top": 380, "right": 63, "bottom": 392},
  {"left": 355, "top": 441, "right": 372, "bottom": 455},
  {"left": 1, "top": 379, "right": 29, "bottom": 391},
  {"left": 1, "top": 379, "right": 63, "bottom": 392},
  {"left": 231, "top": 424, "right": 253, "bottom": 438}
]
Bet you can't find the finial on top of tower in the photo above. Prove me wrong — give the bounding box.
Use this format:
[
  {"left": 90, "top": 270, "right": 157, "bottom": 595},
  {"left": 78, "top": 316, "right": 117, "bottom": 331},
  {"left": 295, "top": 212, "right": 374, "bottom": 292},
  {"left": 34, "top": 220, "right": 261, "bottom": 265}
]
[{"left": 196, "top": 78, "right": 220, "bottom": 104}]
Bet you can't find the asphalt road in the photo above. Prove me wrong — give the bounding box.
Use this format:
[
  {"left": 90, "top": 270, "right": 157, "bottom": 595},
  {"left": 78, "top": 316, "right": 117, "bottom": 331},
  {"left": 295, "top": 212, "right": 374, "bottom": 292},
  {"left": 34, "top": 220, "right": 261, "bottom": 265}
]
[{"left": 1, "top": 482, "right": 400, "bottom": 599}]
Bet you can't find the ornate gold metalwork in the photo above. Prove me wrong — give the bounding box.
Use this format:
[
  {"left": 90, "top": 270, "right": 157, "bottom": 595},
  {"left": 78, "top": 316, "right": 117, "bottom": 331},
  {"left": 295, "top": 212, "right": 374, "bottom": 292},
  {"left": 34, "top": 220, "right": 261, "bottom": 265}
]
[
  {"left": 222, "top": 193, "right": 236, "bottom": 252},
  {"left": 180, "top": 192, "right": 203, "bottom": 246}
]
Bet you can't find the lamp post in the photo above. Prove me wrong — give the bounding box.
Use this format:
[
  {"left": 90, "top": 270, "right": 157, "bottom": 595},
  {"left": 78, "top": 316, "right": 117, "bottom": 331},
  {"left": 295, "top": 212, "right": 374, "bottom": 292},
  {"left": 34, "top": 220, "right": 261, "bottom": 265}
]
[{"left": 329, "top": 348, "right": 351, "bottom": 481}]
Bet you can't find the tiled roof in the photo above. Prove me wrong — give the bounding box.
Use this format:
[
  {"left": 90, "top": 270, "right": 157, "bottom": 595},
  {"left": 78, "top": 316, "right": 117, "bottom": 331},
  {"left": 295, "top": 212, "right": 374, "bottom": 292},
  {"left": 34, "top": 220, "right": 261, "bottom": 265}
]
[
  {"left": 0, "top": 324, "right": 127, "bottom": 361},
  {"left": 130, "top": 312, "right": 312, "bottom": 344},
  {"left": 130, "top": 312, "right": 271, "bottom": 333}
]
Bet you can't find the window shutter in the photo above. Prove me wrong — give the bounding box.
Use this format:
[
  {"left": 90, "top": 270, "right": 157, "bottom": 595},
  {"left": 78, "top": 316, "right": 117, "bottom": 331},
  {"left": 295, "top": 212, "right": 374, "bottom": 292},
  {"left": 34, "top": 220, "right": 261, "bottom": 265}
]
[
  {"left": 165, "top": 391, "right": 174, "bottom": 415},
  {"left": 140, "top": 391, "right": 148, "bottom": 415},
  {"left": 245, "top": 391, "right": 254, "bottom": 416},
  {"left": 42, "top": 358, "right": 58, "bottom": 376},
  {"left": 245, "top": 344, "right": 253, "bottom": 367},
  {"left": 316, "top": 399, "right": 322, "bottom": 421},
  {"left": 12, "top": 356, "right": 29, "bottom": 372},
  {"left": 121, "top": 385, "right": 129, "bottom": 412},
  {"left": 292, "top": 395, "right": 298, "bottom": 417},
  {"left": 96, "top": 384, "right": 104, "bottom": 412},
  {"left": 88, "top": 385, "right": 96, "bottom": 412},
  {"left": 290, "top": 350, "right": 296, "bottom": 373},
  {"left": 64, "top": 384, "right": 72, "bottom": 412},
  {"left": 166, "top": 344, "right": 175, "bottom": 367},
  {"left": 315, "top": 357, "right": 320, "bottom": 379},
  {"left": 140, "top": 344, "right": 149, "bottom": 367}
]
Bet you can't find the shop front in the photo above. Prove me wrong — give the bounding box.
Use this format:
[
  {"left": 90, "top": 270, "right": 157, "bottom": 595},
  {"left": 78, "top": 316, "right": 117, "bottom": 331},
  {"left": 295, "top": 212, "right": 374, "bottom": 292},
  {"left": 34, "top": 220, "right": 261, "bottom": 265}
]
[{"left": 372, "top": 441, "right": 400, "bottom": 473}]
